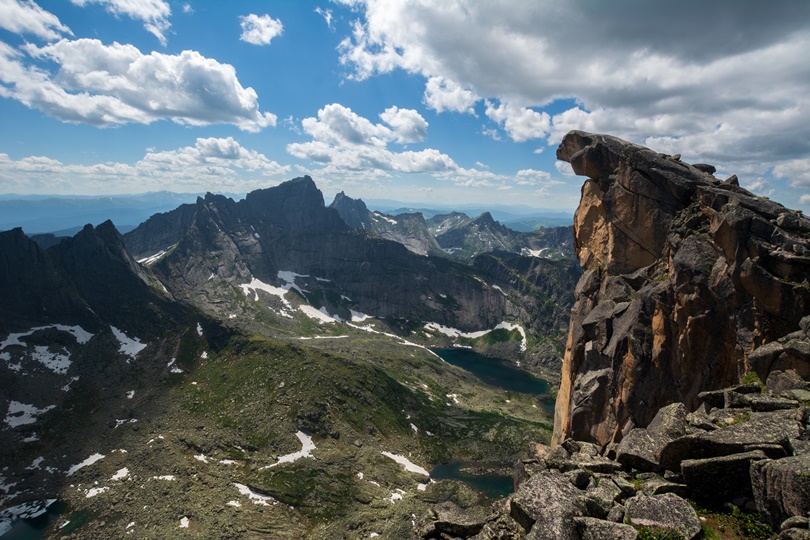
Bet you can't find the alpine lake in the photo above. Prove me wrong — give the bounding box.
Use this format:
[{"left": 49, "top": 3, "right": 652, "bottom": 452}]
[{"left": 429, "top": 347, "right": 555, "bottom": 498}]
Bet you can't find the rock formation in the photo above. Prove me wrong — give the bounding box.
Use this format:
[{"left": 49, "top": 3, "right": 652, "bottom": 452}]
[
  {"left": 552, "top": 131, "right": 810, "bottom": 447},
  {"left": 417, "top": 374, "right": 810, "bottom": 539}
]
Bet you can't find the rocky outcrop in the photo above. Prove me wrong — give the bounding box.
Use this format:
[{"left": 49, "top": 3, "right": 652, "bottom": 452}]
[
  {"left": 552, "top": 131, "right": 810, "bottom": 448},
  {"left": 418, "top": 377, "right": 810, "bottom": 539}
]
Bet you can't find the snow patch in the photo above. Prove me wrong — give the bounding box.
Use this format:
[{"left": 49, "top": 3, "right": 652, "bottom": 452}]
[
  {"left": 166, "top": 358, "right": 183, "bottom": 374},
  {"left": 31, "top": 346, "right": 72, "bottom": 374},
  {"left": 5, "top": 401, "right": 55, "bottom": 427},
  {"left": 151, "top": 475, "right": 176, "bottom": 481},
  {"left": 110, "top": 326, "right": 146, "bottom": 359},
  {"left": 233, "top": 483, "right": 275, "bottom": 506},
  {"left": 126, "top": 390, "right": 135, "bottom": 399},
  {"left": 261, "top": 431, "right": 316, "bottom": 469},
  {"left": 85, "top": 486, "right": 109, "bottom": 498},
  {"left": 0, "top": 499, "right": 57, "bottom": 535},
  {"left": 179, "top": 516, "right": 189, "bottom": 528},
  {"left": 111, "top": 468, "right": 129, "bottom": 481},
  {"left": 349, "top": 310, "right": 371, "bottom": 322},
  {"left": 298, "top": 305, "right": 340, "bottom": 324},
  {"left": 372, "top": 212, "right": 397, "bottom": 225},
  {"left": 137, "top": 245, "right": 176, "bottom": 266},
  {"left": 67, "top": 453, "right": 105, "bottom": 476},
  {"left": 200, "top": 351, "right": 208, "bottom": 359},
  {"left": 380, "top": 452, "right": 429, "bottom": 476},
  {"left": 446, "top": 393, "right": 460, "bottom": 404},
  {"left": 424, "top": 321, "right": 528, "bottom": 352},
  {"left": 196, "top": 323, "right": 203, "bottom": 337},
  {"left": 1, "top": 324, "right": 93, "bottom": 350},
  {"left": 193, "top": 454, "right": 209, "bottom": 463},
  {"left": 239, "top": 277, "right": 294, "bottom": 316}
]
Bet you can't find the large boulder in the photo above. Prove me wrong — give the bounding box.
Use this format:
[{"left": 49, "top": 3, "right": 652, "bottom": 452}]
[
  {"left": 751, "top": 455, "right": 810, "bottom": 527},
  {"left": 574, "top": 517, "right": 638, "bottom": 540},
  {"left": 681, "top": 449, "right": 767, "bottom": 505},
  {"left": 615, "top": 403, "right": 690, "bottom": 472},
  {"left": 658, "top": 408, "right": 806, "bottom": 471},
  {"left": 509, "top": 471, "right": 588, "bottom": 540},
  {"left": 624, "top": 493, "right": 702, "bottom": 540}
]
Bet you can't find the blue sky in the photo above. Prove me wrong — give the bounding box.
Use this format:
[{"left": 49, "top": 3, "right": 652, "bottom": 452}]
[{"left": 0, "top": 0, "right": 808, "bottom": 212}]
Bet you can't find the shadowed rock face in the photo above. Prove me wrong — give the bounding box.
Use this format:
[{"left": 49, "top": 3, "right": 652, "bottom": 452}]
[{"left": 552, "top": 131, "right": 810, "bottom": 447}]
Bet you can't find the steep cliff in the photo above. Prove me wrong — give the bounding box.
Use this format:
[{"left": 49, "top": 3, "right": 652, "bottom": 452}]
[{"left": 552, "top": 131, "right": 810, "bottom": 447}]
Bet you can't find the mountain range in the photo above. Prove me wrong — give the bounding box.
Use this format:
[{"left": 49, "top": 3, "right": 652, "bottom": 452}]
[
  {"left": 0, "top": 175, "right": 578, "bottom": 537},
  {"left": 4, "top": 131, "right": 810, "bottom": 539}
]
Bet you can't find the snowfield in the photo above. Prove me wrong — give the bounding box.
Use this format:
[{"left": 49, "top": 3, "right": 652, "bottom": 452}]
[
  {"left": 110, "top": 326, "right": 146, "bottom": 359},
  {"left": 261, "top": 431, "right": 316, "bottom": 469}
]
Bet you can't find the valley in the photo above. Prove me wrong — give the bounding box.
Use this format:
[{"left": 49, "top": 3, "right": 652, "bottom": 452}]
[{"left": 0, "top": 179, "right": 575, "bottom": 538}]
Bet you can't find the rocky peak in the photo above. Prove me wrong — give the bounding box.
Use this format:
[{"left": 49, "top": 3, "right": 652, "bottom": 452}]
[
  {"left": 241, "top": 176, "right": 347, "bottom": 234},
  {"left": 552, "top": 131, "right": 810, "bottom": 448},
  {"left": 329, "top": 191, "right": 371, "bottom": 229}
]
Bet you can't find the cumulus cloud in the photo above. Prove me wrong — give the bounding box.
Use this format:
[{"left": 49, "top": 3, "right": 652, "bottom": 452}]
[
  {"left": 423, "top": 76, "right": 478, "bottom": 114},
  {"left": 485, "top": 101, "right": 550, "bottom": 142},
  {"left": 287, "top": 103, "right": 451, "bottom": 176},
  {"left": 239, "top": 13, "right": 283, "bottom": 46},
  {"left": 336, "top": 0, "right": 810, "bottom": 174},
  {"left": 70, "top": 0, "right": 171, "bottom": 45},
  {"left": 0, "top": 0, "right": 72, "bottom": 40},
  {"left": 0, "top": 38, "right": 276, "bottom": 131},
  {"left": 773, "top": 158, "right": 810, "bottom": 188},
  {"left": 0, "top": 137, "right": 290, "bottom": 194},
  {"left": 379, "top": 106, "right": 428, "bottom": 143}
]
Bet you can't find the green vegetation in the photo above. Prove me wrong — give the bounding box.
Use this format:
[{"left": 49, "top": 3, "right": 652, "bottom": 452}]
[
  {"left": 636, "top": 528, "right": 684, "bottom": 540},
  {"left": 692, "top": 502, "right": 775, "bottom": 540},
  {"left": 740, "top": 371, "right": 765, "bottom": 389}
]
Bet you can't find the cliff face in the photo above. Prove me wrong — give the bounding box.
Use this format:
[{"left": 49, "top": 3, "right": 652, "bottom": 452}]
[{"left": 552, "top": 131, "right": 810, "bottom": 447}]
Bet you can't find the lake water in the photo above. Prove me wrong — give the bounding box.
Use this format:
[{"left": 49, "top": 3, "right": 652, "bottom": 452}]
[
  {"left": 0, "top": 501, "right": 67, "bottom": 540},
  {"left": 432, "top": 347, "right": 552, "bottom": 397},
  {"left": 430, "top": 348, "right": 555, "bottom": 497},
  {"left": 430, "top": 461, "right": 514, "bottom": 499}
]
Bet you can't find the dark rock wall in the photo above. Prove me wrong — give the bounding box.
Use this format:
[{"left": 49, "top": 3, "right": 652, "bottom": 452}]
[{"left": 552, "top": 131, "right": 810, "bottom": 447}]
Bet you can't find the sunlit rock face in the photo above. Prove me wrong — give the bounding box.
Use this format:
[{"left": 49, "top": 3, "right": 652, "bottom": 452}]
[{"left": 552, "top": 131, "right": 810, "bottom": 447}]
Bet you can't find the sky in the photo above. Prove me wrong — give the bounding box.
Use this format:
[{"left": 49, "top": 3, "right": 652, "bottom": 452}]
[{"left": 0, "top": 0, "right": 808, "bottom": 212}]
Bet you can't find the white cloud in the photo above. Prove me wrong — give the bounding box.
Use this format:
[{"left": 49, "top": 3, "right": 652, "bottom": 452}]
[
  {"left": 485, "top": 101, "right": 550, "bottom": 142},
  {"left": 423, "top": 76, "right": 478, "bottom": 114},
  {"left": 70, "top": 0, "right": 171, "bottom": 46},
  {"left": 0, "top": 137, "right": 290, "bottom": 194},
  {"left": 315, "top": 7, "right": 333, "bottom": 30},
  {"left": 182, "top": 3, "right": 193, "bottom": 15},
  {"left": 336, "top": 0, "right": 810, "bottom": 178},
  {"left": 239, "top": 13, "right": 283, "bottom": 46},
  {"left": 0, "top": 0, "right": 72, "bottom": 40},
  {"left": 773, "top": 158, "right": 810, "bottom": 188},
  {"left": 0, "top": 38, "right": 276, "bottom": 131},
  {"left": 555, "top": 161, "right": 576, "bottom": 177},
  {"left": 287, "top": 103, "right": 452, "bottom": 176},
  {"left": 379, "top": 106, "right": 428, "bottom": 144}
]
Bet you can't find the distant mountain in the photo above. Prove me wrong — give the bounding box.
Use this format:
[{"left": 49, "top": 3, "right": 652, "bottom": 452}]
[
  {"left": 330, "top": 191, "right": 444, "bottom": 256},
  {"left": 364, "top": 198, "right": 574, "bottom": 230},
  {"left": 426, "top": 211, "right": 575, "bottom": 262},
  {"left": 124, "top": 176, "right": 580, "bottom": 340},
  {"left": 0, "top": 192, "right": 206, "bottom": 235}
]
